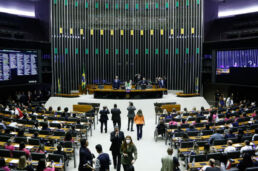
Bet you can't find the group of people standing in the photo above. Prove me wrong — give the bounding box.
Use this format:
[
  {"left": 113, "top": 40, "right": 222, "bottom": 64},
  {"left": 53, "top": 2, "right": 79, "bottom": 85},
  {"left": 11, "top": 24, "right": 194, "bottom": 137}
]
[
  {"left": 79, "top": 129, "right": 137, "bottom": 171},
  {"left": 99, "top": 102, "right": 145, "bottom": 141}
]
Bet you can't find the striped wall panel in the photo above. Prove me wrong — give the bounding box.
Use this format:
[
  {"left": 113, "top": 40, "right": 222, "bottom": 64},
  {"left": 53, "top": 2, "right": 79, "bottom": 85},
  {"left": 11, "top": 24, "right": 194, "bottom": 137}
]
[{"left": 51, "top": 0, "right": 203, "bottom": 94}]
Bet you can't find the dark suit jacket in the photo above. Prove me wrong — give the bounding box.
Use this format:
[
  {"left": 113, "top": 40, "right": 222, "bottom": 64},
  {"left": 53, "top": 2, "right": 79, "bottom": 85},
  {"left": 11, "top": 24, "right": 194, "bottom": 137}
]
[
  {"left": 113, "top": 79, "right": 120, "bottom": 89},
  {"left": 159, "top": 80, "right": 165, "bottom": 88},
  {"left": 111, "top": 108, "right": 121, "bottom": 121},
  {"left": 99, "top": 109, "right": 110, "bottom": 122},
  {"left": 79, "top": 147, "right": 93, "bottom": 171},
  {"left": 110, "top": 131, "right": 125, "bottom": 153}
]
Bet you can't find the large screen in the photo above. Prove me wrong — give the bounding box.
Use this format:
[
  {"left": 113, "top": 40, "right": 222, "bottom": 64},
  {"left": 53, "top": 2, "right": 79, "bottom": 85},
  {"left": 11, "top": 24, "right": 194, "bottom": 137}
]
[
  {"left": 0, "top": 49, "right": 38, "bottom": 83},
  {"left": 215, "top": 49, "right": 258, "bottom": 85}
]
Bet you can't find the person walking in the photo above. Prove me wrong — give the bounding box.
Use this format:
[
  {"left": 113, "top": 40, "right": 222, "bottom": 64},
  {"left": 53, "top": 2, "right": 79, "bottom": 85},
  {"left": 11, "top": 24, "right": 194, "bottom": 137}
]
[
  {"left": 121, "top": 136, "right": 137, "bottom": 171},
  {"left": 127, "top": 102, "right": 136, "bottom": 131},
  {"left": 134, "top": 109, "right": 145, "bottom": 140},
  {"left": 110, "top": 126, "right": 125, "bottom": 171},
  {"left": 99, "top": 106, "right": 110, "bottom": 133},
  {"left": 111, "top": 104, "right": 121, "bottom": 129},
  {"left": 95, "top": 144, "right": 111, "bottom": 171},
  {"left": 78, "top": 139, "right": 93, "bottom": 171}
]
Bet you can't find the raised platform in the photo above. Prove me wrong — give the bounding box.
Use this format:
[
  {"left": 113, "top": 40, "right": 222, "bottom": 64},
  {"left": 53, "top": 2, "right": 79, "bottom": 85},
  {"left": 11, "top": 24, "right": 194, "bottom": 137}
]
[{"left": 90, "top": 88, "right": 167, "bottom": 99}]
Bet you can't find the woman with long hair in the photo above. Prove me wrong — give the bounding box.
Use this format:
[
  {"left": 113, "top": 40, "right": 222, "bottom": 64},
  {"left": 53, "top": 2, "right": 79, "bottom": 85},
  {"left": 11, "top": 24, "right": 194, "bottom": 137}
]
[
  {"left": 134, "top": 110, "right": 145, "bottom": 140},
  {"left": 17, "top": 155, "right": 33, "bottom": 171},
  {"left": 121, "top": 136, "right": 137, "bottom": 171},
  {"left": 37, "top": 158, "right": 55, "bottom": 171}
]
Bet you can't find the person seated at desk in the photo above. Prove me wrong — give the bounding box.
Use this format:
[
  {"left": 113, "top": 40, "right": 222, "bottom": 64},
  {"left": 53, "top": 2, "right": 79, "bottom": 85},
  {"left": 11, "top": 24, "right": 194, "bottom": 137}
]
[
  {"left": 37, "top": 158, "right": 55, "bottom": 171},
  {"left": 19, "top": 141, "right": 31, "bottom": 158},
  {"left": 54, "top": 144, "right": 67, "bottom": 162},
  {"left": 158, "top": 77, "right": 166, "bottom": 88},
  {"left": 17, "top": 155, "right": 34, "bottom": 171},
  {"left": 252, "top": 128, "right": 258, "bottom": 141},
  {"left": 237, "top": 153, "right": 258, "bottom": 171},
  {"left": 0, "top": 158, "right": 10, "bottom": 171},
  {"left": 64, "top": 131, "right": 74, "bottom": 142},
  {"left": 113, "top": 76, "right": 120, "bottom": 89},
  {"left": 56, "top": 124, "right": 64, "bottom": 132},
  {"left": 240, "top": 140, "right": 253, "bottom": 153},
  {"left": 139, "top": 77, "right": 148, "bottom": 89},
  {"left": 36, "top": 144, "right": 46, "bottom": 154},
  {"left": 224, "top": 140, "right": 236, "bottom": 153},
  {"left": 187, "top": 125, "right": 197, "bottom": 132},
  {"left": 125, "top": 80, "right": 132, "bottom": 90},
  {"left": 209, "top": 129, "right": 224, "bottom": 145},
  {"left": 225, "top": 129, "right": 235, "bottom": 139}
]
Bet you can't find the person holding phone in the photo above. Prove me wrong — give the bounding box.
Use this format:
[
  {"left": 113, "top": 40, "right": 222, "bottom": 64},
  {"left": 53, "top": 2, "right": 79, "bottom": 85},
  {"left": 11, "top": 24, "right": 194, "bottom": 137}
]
[{"left": 121, "top": 136, "right": 137, "bottom": 171}]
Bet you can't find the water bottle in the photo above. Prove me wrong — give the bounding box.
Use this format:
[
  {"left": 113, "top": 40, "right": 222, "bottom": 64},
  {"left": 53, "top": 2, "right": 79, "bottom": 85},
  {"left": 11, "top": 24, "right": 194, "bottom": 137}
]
[{"left": 59, "top": 158, "right": 63, "bottom": 164}]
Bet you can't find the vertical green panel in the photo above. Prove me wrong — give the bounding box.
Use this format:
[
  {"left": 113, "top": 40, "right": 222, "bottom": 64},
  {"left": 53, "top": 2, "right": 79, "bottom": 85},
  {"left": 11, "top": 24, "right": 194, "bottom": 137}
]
[
  {"left": 65, "top": 0, "right": 68, "bottom": 6},
  {"left": 85, "top": 2, "right": 88, "bottom": 8},
  {"left": 75, "top": 48, "right": 79, "bottom": 54},
  {"left": 197, "top": 0, "right": 200, "bottom": 5},
  {"left": 176, "top": 1, "right": 179, "bottom": 7},
  {"left": 105, "top": 49, "right": 109, "bottom": 55},
  {"left": 135, "top": 49, "right": 139, "bottom": 55},
  {"left": 85, "top": 49, "right": 89, "bottom": 55},
  {"left": 155, "top": 49, "right": 159, "bottom": 55},
  {"left": 115, "top": 3, "right": 119, "bottom": 9},
  {"left": 176, "top": 48, "right": 179, "bottom": 54},
  {"left": 95, "top": 48, "right": 99, "bottom": 55},
  {"left": 54, "top": 48, "right": 58, "bottom": 54},
  {"left": 196, "top": 48, "right": 200, "bottom": 54},
  {"left": 186, "top": 48, "right": 189, "bottom": 54},
  {"left": 65, "top": 48, "right": 68, "bottom": 54},
  {"left": 145, "top": 49, "right": 149, "bottom": 55},
  {"left": 165, "top": 2, "right": 169, "bottom": 9},
  {"left": 125, "top": 49, "right": 129, "bottom": 55},
  {"left": 54, "top": 0, "right": 57, "bottom": 5},
  {"left": 155, "top": 3, "right": 159, "bottom": 9},
  {"left": 75, "top": 1, "right": 78, "bottom": 7},
  {"left": 186, "top": 0, "right": 189, "bottom": 6},
  {"left": 135, "top": 4, "right": 139, "bottom": 10},
  {"left": 165, "top": 49, "right": 169, "bottom": 55},
  {"left": 95, "top": 2, "right": 99, "bottom": 9},
  {"left": 105, "top": 3, "right": 109, "bottom": 9},
  {"left": 115, "top": 49, "right": 119, "bottom": 55},
  {"left": 125, "top": 4, "right": 128, "bottom": 10},
  {"left": 145, "top": 3, "right": 149, "bottom": 9}
]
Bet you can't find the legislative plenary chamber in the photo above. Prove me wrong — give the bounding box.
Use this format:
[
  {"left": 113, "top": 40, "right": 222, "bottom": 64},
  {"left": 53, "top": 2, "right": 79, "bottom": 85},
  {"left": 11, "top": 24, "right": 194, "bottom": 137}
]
[{"left": 1, "top": 0, "right": 258, "bottom": 171}]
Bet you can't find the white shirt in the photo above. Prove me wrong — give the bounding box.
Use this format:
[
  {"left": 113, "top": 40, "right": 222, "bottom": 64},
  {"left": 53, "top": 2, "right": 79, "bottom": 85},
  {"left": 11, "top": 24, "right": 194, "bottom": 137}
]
[
  {"left": 240, "top": 145, "right": 253, "bottom": 153},
  {"left": 224, "top": 146, "right": 236, "bottom": 153}
]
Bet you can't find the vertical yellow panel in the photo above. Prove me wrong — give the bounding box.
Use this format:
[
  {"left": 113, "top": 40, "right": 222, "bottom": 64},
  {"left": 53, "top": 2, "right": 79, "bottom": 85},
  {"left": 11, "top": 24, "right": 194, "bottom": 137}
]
[
  {"left": 80, "top": 29, "right": 84, "bottom": 35},
  {"left": 120, "top": 30, "right": 124, "bottom": 36},
  {"left": 59, "top": 27, "right": 63, "bottom": 34},
  {"left": 181, "top": 28, "right": 184, "bottom": 35},
  {"left": 170, "top": 29, "right": 174, "bottom": 35},
  {"left": 130, "top": 30, "right": 134, "bottom": 36},
  {"left": 70, "top": 28, "right": 73, "bottom": 34},
  {"left": 90, "top": 29, "right": 94, "bottom": 35},
  {"left": 160, "top": 29, "right": 164, "bottom": 36},
  {"left": 150, "top": 29, "right": 154, "bottom": 36},
  {"left": 191, "top": 27, "right": 195, "bottom": 34},
  {"left": 110, "top": 29, "right": 114, "bottom": 36},
  {"left": 140, "top": 30, "right": 144, "bottom": 36},
  {"left": 100, "top": 29, "right": 104, "bottom": 35}
]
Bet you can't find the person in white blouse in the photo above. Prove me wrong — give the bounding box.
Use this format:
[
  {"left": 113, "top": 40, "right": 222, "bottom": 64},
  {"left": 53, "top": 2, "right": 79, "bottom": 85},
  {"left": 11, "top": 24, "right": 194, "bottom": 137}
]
[
  {"left": 224, "top": 140, "right": 236, "bottom": 153},
  {"left": 240, "top": 140, "right": 253, "bottom": 153}
]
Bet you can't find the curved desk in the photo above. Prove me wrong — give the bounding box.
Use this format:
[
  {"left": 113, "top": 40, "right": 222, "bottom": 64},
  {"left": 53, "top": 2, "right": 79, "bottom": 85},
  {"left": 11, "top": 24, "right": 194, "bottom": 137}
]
[{"left": 89, "top": 88, "right": 167, "bottom": 99}]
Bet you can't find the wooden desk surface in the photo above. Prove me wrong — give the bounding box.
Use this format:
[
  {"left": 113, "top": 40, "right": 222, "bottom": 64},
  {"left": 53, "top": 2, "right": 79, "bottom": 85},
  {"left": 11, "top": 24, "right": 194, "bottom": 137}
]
[
  {"left": 90, "top": 88, "right": 167, "bottom": 92},
  {"left": 0, "top": 141, "right": 73, "bottom": 153},
  {"left": 4, "top": 157, "right": 64, "bottom": 169}
]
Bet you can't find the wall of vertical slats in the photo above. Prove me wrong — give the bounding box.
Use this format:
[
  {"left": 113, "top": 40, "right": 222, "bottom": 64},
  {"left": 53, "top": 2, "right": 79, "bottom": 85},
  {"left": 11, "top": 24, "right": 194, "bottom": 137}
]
[{"left": 51, "top": 0, "right": 203, "bottom": 94}]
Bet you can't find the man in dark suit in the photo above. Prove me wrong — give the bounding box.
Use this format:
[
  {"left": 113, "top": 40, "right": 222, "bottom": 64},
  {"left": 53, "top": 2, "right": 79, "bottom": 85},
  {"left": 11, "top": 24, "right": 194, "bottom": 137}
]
[
  {"left": 113, "top": 75, "right": 120, "bottom": 89},
  {"left": 79, "top": 139, "right": 93, "bottom": 171},
  {"left": 110, "top": 126, "right": 125, "bottom": 171},
  {"left": 99, "top": 106, "right": 110, "bottom": 133},
  {"left": 111, "top": 104, "right": 121, "bottom": 129},
  {"left": 159, "top": 77, "right": 166, "bottom": 88},
  {"left": 139, "top": 77, "right": 148, "bottom": 89}
]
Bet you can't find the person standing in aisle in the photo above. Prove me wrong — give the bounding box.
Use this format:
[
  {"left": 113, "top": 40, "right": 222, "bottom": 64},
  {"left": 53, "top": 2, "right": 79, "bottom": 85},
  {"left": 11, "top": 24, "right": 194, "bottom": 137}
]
[
  {"left": 78, "top": 139, "right": 93, "bottom": 171},
  {"left": 95, "top": 144, "right": 111, "bottom": 171},
  {"left": 134, "top": 109, "right": 145, "bottom": 140},
  {"left": 110, "top": 126, "right": 125, "bottom": 171},
  {"left": 127, "top": 102, "right": 136, "bottom": 131},
  {"left": 99, "top": 106, "right": 110, "bottom": 133},
  {"left": 121, "top": 136, "right": 137, "bottom": 171},
  {"left": 111, "top": 104, "right": 122, "bottom": 129}
]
